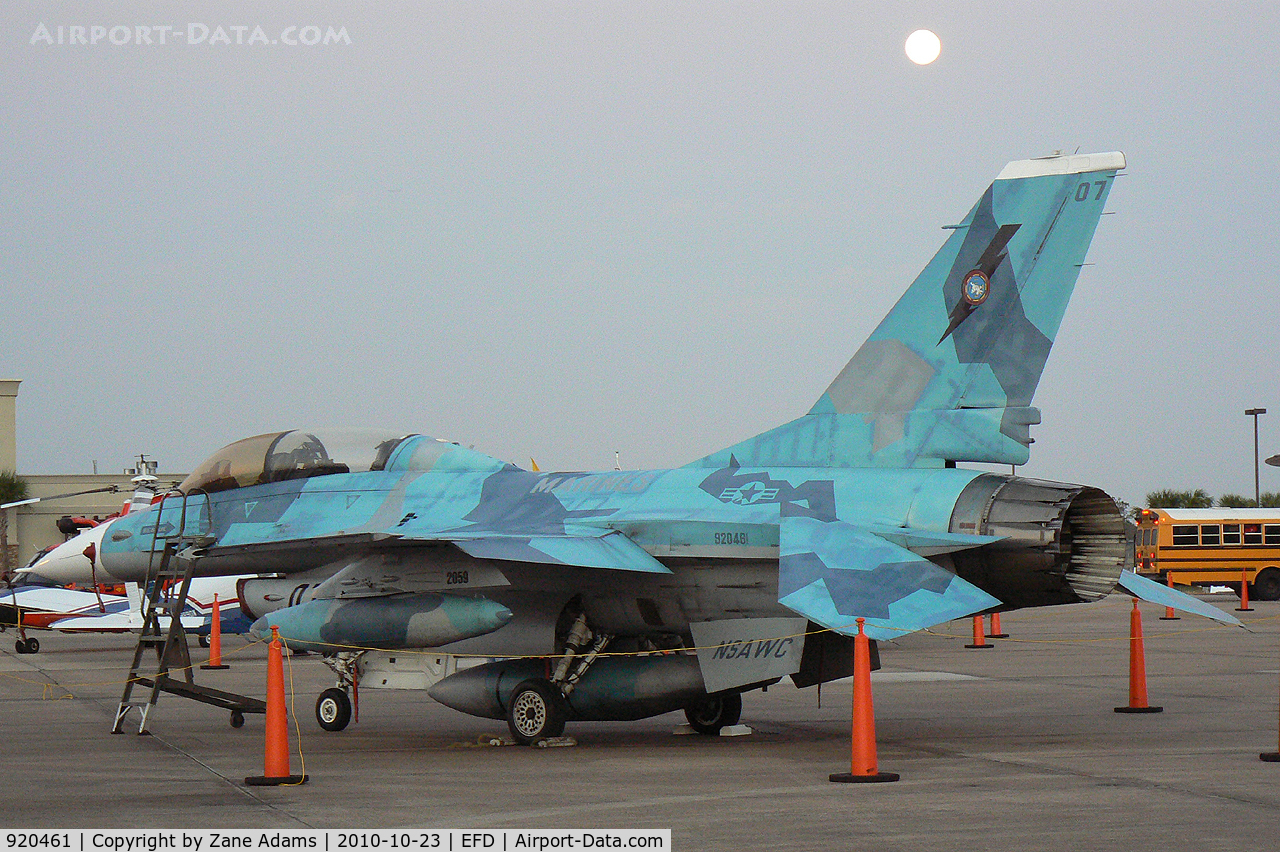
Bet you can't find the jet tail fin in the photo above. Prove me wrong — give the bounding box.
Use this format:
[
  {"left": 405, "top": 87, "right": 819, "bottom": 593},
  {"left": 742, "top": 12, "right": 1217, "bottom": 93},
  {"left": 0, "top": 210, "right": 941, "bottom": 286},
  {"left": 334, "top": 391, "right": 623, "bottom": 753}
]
[{"left": 687, "top": 152, "right": 1125, "bottom": 469}]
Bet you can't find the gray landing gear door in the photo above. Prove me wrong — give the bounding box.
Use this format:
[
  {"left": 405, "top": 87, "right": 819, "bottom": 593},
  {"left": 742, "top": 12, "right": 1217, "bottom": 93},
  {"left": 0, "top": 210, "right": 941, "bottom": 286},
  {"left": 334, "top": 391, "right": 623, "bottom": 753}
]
[{"left": 690, "top": 617, "right": 807, "bottom": 694}]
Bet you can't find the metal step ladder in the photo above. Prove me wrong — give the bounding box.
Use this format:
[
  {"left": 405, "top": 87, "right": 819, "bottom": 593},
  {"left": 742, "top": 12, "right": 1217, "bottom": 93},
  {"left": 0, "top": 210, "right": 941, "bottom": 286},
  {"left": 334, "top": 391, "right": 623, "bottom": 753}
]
[{"left": 111, "top": 493, "right": 266, "bottom": 734}]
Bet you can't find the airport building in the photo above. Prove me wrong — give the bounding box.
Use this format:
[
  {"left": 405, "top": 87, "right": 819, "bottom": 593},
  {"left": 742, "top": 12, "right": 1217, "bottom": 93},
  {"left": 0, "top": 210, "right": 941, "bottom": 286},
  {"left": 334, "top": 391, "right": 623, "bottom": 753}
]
[{"left": 1, "top": 379, "right": 186, "bottom": 571}]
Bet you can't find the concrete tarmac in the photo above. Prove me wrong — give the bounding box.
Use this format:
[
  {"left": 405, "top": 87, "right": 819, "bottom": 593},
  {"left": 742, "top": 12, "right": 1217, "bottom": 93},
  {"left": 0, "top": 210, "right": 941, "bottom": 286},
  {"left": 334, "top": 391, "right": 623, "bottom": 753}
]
[{"left": 2, "top": 594, "right": 1278, "bottom": 851}]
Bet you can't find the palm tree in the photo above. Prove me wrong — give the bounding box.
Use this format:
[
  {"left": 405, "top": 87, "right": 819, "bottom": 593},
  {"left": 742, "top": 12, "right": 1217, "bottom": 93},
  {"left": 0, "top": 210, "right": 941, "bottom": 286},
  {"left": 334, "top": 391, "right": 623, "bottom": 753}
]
[{"left": 0, "top": 470, "right": 29, "bottom": 583}]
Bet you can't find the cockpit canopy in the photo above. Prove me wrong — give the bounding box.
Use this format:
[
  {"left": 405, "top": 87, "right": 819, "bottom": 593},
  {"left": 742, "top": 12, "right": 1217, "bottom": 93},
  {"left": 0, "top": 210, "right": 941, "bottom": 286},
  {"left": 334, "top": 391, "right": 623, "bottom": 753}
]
[
  {"left": 177, "top": 429, "right": 512, "bottom": 495},
  {"left": 177, "top": 429, "right": 416, "bottom": 495}
]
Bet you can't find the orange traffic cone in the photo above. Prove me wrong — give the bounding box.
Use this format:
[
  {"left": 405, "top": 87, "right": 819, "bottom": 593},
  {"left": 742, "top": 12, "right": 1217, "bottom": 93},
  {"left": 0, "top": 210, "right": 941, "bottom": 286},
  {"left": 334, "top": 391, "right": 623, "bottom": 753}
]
[
  {"left": 200, "top": 593, "right": 229, "bottom": 670},
  {"left": 988, "top": 611, "right": 1009, "bottom": 639},
  {"left": 965, "top": 614, "right": 993, "bottom": 649},
  {"left": 1237, "top": 569, "right": 1254, "bottom": 612},
  {"left": 1160, "top": 573, "right": 1180, "bottom": 621},
  {"left": 830, "top": 618, "right": 899, "bottom": 783},
  {"left": 245, "top": 626, "right": 307, "bottom": 785},
  {"left": 1115, "top": 599, "right": 1163, "bottom": 714}
]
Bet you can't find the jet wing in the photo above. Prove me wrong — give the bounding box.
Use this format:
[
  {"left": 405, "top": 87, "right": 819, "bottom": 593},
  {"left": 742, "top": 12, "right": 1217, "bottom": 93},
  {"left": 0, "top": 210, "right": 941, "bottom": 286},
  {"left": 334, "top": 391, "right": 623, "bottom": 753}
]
[
  {"left": 395, "top": 527, "right": 672, "bottom": 574},
  {"left": 778, "top": 516, "right": 999, "bottom": 640},
  {"left": 1116, "top": 569, "right": 1243, "bottom": 626},
  {"left": 449, "top": 532, "right": 671, "bottom": 574}
]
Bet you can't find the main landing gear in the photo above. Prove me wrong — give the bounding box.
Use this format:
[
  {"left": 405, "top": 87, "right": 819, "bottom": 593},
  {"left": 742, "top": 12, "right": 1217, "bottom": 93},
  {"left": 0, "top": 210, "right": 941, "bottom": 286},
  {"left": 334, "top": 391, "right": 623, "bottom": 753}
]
[
  {"left": 506, "top": 679, "right": 567, "bottom": 743},
  {"left": 504, "top": 612, "right": 611, "bottom": 745},
  {"left": 14, "top": 636, "right": 39, "bottom": 654},
  {"left": 684, "top": 692, "right": 742, "bottom": 736}
]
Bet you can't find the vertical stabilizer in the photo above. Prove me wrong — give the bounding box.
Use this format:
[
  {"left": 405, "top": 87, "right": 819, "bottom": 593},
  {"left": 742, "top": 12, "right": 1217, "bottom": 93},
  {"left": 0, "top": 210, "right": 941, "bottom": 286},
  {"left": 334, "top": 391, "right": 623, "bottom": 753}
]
[{"left": 687, "top": 152, "right": 1125, "bottom": 469}]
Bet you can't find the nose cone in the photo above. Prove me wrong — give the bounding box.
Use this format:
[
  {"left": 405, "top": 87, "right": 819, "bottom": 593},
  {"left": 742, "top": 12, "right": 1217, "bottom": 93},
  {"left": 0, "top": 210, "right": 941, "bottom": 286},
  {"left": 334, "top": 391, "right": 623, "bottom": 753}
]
[
  {"left": 484, "top": 602, "right": 515, "bottom": 630},
  {"left": 249, "top": 615, "right": 273, "bottom": 642},
  {"left": 23, "top": 522, "right": 114, "bottom": 585},
  {"left": 438, "top": 595, "right": 513, "bottom": 636}
]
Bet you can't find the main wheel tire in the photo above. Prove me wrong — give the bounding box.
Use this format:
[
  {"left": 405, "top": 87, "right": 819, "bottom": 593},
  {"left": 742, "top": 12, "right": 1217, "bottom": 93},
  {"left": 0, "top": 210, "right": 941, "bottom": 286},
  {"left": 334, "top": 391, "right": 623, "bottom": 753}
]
[
  {"left": 1253, "top": 568, "right": 1280, "bottom": 602},
  {"left": 684, "top": 693, "right": 743, "bottom": 735},
  {"left": 24, "top": 637, "right": 38, "bottom": 654},
  {"left": 15, "top": 639, "right": 27, "bottom": 654},
  {"left": 506, "top": 679, "right": 567, "bottom": 744},
  {"left": 316, "top": 687, "right": 353, "bottom": 732},
  {"left": 230, "top": 710, "right": 245, "bottom": 729},
  {"left": 198, "top": 634, "right": 211, "bottom": 648}
]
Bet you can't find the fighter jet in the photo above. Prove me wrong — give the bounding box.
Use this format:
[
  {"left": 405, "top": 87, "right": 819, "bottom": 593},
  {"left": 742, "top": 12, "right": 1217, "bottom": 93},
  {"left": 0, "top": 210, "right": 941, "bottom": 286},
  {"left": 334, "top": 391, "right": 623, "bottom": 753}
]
[{"left": 97, "top": 152, "right": 1236, "bottom": 743}]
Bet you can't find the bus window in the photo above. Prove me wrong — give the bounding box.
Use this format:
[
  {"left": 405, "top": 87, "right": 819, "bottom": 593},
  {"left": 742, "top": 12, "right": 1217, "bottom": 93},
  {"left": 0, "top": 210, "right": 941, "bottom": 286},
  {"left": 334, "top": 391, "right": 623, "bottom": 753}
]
[
  {"left": 1266, "top": 524, "right": 1280, "bottom": 545},
  {"left": 1244, "top": 523, "right": 1263, "bottom": 545},
  {"left": 1200, "top": 524, "right": 1221, "bottom": 545},
  {"left": 1223, "top": 524, "right": 1241, "bottom": 545},
  {"left": 1172, "top": 525, "right": 1199, "bottom": 546},
  {"left": 1141, "top": 528, "right": 1151, "bottom": 547}
]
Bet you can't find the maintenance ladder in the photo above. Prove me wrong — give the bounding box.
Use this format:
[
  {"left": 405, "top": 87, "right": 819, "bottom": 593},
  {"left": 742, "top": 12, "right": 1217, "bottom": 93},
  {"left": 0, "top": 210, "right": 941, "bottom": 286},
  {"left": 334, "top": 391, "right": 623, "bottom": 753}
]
[{"left": 111, "top": 494, "right": 266, "bottom": 734}]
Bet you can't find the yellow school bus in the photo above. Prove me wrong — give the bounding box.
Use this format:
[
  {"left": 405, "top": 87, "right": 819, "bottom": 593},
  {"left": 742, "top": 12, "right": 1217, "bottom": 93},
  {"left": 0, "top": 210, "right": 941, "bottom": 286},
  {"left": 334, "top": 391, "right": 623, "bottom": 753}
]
[{"left": 1135, "top": 508, "right": 1280, "bottom": 601}]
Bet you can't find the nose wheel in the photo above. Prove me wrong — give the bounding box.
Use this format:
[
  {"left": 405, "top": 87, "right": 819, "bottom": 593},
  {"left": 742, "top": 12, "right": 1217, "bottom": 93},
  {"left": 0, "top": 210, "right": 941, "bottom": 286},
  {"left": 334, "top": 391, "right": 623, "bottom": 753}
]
[{"left": 316, "top": 687, "right": 353, "bottom": 731}]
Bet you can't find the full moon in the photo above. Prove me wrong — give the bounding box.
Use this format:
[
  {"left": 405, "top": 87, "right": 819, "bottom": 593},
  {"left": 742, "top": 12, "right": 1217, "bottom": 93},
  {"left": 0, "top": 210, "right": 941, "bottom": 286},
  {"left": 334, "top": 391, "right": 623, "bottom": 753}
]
[{"left": 905, "top": 29, "right": 941, "bottom": 65}]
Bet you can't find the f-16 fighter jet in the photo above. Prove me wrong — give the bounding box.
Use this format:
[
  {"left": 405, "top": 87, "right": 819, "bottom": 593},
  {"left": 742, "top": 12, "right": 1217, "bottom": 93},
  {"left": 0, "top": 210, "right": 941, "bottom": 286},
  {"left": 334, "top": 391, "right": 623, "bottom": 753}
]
[{"left": 98, "top": 152, "right": 1237, "bottom": 743}]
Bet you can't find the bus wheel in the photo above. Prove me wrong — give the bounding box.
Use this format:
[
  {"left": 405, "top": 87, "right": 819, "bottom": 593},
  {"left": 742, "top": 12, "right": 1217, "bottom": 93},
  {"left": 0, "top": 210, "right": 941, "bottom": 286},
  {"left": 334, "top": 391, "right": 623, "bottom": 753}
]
[{"left": 1253, "top": 568, "right": 1280, "bottom": 602}]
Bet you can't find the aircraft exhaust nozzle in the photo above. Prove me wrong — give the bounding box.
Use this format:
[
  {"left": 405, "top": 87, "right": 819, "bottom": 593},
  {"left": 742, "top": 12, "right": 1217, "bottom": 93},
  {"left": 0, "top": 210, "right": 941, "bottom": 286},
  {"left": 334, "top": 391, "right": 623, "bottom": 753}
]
[
  {"left": 947, "top": 474, "right": 1127, "bottom": 608},
  {"left": 428, "top": 654, "right": 714, "bottom": 723},
  {"left": 249, "top": 593, "right": 513, "bottom": 654}
]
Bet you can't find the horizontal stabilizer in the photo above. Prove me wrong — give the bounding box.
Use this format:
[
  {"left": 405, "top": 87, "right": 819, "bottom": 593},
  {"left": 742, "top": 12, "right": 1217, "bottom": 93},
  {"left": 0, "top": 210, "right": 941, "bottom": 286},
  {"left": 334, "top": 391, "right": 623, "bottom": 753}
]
[
  {"left": 778, "top": 516, "right": 1000, "bottom": 640},
  {"left": 863, "top": 525, "right": 1002, "bottom": 557},
  {"left": 453, "top": 531, "right": 672, "bottom": 574},
  {"left": 1116, "top": 570, "right": 1243, "bottom": 626}
]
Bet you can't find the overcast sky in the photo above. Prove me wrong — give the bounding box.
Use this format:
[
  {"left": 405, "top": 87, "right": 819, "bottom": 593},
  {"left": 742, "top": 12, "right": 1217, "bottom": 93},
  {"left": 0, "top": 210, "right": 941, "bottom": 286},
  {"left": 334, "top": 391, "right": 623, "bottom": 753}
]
[{"left": 2, "top": 1, "right": 1278, "bottom": 509}]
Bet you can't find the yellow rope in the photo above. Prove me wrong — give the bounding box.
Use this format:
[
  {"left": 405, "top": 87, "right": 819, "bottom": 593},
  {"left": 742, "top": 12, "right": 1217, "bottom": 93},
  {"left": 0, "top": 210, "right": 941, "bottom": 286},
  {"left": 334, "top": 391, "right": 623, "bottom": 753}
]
[
  {"left": 1, "top": 603, "right": 1273, "bottom": 703},
  {"left": 280, "top": 634, "right": 307, "bottom": 785}
]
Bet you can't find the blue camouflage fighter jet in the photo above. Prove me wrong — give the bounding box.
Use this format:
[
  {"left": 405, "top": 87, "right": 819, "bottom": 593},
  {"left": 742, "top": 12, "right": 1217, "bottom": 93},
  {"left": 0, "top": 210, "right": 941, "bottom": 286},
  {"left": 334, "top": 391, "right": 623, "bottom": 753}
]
[{"left": 99, "top": 151, "right": 1236, "bottom": 743}]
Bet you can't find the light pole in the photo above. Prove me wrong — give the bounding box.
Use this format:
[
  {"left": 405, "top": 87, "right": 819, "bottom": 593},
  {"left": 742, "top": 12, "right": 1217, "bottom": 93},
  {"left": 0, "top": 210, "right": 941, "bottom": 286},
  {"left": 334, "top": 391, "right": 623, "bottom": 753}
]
[{"left": 1246, "top": 408, "right": 1267, "bottom": 506}]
